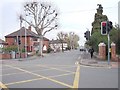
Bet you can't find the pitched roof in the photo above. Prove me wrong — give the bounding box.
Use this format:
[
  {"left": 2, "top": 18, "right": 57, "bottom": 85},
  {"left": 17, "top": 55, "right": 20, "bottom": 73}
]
[
  {"left": 5, "top": 27, "right": 39, "bottom": 38},
  {"left": 5, "top": 27, "right": 49, "bottom": 41}
]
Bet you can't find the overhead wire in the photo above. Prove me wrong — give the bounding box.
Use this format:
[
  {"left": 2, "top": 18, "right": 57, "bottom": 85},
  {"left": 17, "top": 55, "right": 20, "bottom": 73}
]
[{"left": 60, "top": 6, "right": 118, "bottom": 14}]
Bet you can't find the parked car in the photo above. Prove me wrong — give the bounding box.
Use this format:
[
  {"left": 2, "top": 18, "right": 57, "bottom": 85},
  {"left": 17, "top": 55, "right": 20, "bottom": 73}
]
[{"left": 79, "top": 47, "right": 86, "bottom": 52}]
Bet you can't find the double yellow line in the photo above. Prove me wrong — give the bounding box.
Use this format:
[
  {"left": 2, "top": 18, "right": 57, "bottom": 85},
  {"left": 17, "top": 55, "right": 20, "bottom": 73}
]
[
  {"left": 5, "top": 65, "right": 73, "bottom": 88},
  {"left": 73, "top": 64, "right": 80, "bottom": 88}
]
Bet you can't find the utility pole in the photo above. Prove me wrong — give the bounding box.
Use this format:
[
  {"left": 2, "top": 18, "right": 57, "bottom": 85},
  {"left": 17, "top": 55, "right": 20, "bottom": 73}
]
[
  {"left": 19, "top": 15, "right": 23, "bottom": 59},
  {"left": 25, "top": 11, "right": 27, "bottom": 58}
]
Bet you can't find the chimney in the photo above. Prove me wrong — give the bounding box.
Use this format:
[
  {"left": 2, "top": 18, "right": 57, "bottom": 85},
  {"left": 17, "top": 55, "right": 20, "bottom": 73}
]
[{"left": 28, "top": 26, "right": 31, "bottom": 31}]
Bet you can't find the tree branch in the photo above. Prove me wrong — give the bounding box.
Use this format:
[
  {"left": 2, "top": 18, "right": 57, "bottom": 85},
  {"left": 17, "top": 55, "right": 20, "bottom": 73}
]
[
  {"left": 43, "top": 26, "right": 56, "bottom": 36},
  {"left": 25, "top": 4, "right": 34, "bottom": 15},
  {"left": 43, "top": 15, "right": 57, "bottom": 29},
  {"left": 22, "top": 17, "right": 35, "bottom": 28},
  {"left": 23, "top": 2, "right": 58, "bottom": 37},
  {"left": 37, "top": 5, "right": 44, "bottom": 26}
]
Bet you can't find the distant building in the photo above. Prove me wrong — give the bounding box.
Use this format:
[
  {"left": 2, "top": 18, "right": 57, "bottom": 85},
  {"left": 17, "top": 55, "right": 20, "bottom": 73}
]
[
  {"left": 5, "top": 26, "right": 49, "bottom": 52},
  {"left": 49, "top": 39, "right": 68, "bottom": 52}
]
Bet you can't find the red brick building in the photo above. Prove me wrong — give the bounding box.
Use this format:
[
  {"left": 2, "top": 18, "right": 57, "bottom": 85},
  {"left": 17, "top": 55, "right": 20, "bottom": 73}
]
[{"left": 5, "top": 26, "right": 49, "bottom": 52}]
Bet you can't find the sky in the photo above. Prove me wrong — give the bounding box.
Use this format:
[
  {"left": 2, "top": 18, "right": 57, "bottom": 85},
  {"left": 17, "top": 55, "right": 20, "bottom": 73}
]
[
  {"left": 118, "top": 1, "right": 120, "bottom": 27},
  {"left": 0, "top": 0, "right": 119, "bottom": 46}
]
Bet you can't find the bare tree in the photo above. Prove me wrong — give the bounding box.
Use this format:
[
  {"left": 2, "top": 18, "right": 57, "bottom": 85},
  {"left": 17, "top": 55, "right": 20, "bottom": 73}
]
[
  {"left": 66, "top": 32, "right": 79, "bottom": 49},
  {"left": 20, "top": 1, "right": 58, "bottom": 56},
  {"left": 57, "top": 32, "right": 67, "bottom": 52}
]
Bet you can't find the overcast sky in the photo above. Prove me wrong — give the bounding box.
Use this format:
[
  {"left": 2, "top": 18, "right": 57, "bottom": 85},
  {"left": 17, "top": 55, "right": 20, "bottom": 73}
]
[{"left": 0, "top": 0, "right": 119, "bottom": 46}]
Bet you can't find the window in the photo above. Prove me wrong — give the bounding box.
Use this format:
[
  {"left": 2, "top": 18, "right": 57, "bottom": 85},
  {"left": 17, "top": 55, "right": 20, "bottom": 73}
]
[
  {"left": 33, "top": 38, "right": 37, "bottom": 41},
  {"left": 14, "top": 37, "right": 17, "bottom": 43}
]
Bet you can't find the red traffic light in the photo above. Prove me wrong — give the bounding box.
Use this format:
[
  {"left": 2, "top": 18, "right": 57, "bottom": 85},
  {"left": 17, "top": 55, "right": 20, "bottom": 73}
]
[
  {"left": 101, "top": 21, "right": 107, "bottom": 35},
  {"left": 102, "top": 22, "right": 106, "bottom": 26}
]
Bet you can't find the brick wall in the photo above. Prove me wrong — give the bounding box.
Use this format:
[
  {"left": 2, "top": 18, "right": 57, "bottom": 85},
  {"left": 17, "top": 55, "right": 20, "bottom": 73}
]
[
  {"left": 0, "top": 53, "right": 11, "bottom": 59},
  {"left": 6, "top": 37, "right": 17, "bottom": 46},
  {"left": 0, "top": 53, "right": 26, "bottom": 59}
]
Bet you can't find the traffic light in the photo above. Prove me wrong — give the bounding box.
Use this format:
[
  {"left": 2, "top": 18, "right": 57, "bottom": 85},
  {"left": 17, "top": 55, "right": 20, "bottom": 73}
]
[
  {"left": 18, "top": 40, "right": 21, "bottom": 45},
  {"left": 84, "top": 32, "right": 87, "bottom": 38},
  {"left": 107, "top": 21, "right": 113, "bottom": 33},
  {"left": 84, "top": 31, "right": 90, "bottom": 40},
  {"left": 101, "top": 21, "right": 107, "bottom": 35}
]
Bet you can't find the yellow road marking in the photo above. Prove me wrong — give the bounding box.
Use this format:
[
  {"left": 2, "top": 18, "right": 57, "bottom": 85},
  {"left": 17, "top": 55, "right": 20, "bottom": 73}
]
[
  {"left": 5, "top": 65, "right": 73, "bottom": 88},
  {"left": 5, "top": 72, "right": 75, "bottom": 86},
  {"left": 0, "top": 82, "right": 9, "bottom": 90},
  {"left": 37, "top": 64, "right": 76, "bottom": 67},
  {"left": 73, "top": 65, "right": 80, "bottom": 88},
  {"left": 5, "top": 78, "right": 43, "bottom": 85},
  {"left": 38, "top": 65, "right": 75, "bottom": 73},
  {"left": 1, "top": 68, "right": 58, "bottom": 77},
  {"left": 2, "top": 64, "right": 75, "bottom": 77}
]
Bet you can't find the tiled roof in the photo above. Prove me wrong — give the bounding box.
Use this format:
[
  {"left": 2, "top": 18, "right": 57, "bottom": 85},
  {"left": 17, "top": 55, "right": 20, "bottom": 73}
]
[
  {"left": 5, "top": 27, "right": 49, "bottom": 41},
  {"left": 5, "top": 27, "right": 39, "bottom": 37}
]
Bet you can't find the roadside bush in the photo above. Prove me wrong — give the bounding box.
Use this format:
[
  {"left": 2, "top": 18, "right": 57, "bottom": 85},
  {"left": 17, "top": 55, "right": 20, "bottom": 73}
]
[
  {"left": 47, "top": 46, "right": 53, "bottom": 53},
  {"left": 2, "top": 46, "right": 18, "bottom": 53}
]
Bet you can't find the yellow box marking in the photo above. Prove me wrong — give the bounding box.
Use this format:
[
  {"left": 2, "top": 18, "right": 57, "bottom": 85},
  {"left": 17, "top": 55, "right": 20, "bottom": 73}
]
[
  {"left": 38, "top": 65, "right": 75, "bottom": 73},
  {"left": 1, "top": 68, "right": 57, "bottom": 77},
  {"left": 5, "top": 65, "right": 73, "bottom": 88},
  {"left": 6, "top": 72, "right": 75, "bottom": 86}
]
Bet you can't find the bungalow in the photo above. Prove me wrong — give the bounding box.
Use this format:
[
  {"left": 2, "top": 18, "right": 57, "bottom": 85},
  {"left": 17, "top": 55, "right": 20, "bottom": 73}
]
[
  {"left": 49, "top": 39, "right": 68, "bottom": 52},
  {"left": 5, "top": 26, "right": 49, "bottom": 53}
]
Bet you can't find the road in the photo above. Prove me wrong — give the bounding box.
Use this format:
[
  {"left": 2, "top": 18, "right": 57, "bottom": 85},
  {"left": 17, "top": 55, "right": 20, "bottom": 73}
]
[{"left": 0, "top": 50, "right": 118, "bottom": 89}]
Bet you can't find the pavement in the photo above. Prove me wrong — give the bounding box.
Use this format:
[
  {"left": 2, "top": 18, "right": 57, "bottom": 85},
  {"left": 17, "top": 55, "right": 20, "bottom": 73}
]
[
  {"left": 1, "top": 53, "right": 49, "bottom": 61},
  {"left": 78, "top": 52, "right": 119, "bottom": 68}
]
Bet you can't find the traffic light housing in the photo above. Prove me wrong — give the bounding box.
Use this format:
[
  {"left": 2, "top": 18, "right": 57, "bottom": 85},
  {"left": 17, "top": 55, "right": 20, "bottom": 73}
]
[
  {"left": 18, "top": 40, "right": 21, "bottom": 45},
  {"left": 84, "top": 31, "right": 90, "bottom": 40},
  {"left": 101, "top": 21, "right": 113, "bottom": 35},
  {"left": 84, "top": 32, "right": 87, "bottom": 38},
  {"left": 101, "top": 21, "right": 107, "bottom": 35},
  {"left": 107, "top": 21, "right": 113, "bottom": 33}
]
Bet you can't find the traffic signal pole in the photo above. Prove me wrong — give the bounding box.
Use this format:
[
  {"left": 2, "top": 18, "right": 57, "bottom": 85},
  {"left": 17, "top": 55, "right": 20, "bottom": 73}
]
[
  {"left": 101, "top": 21, "right": 112, "bottom": 65},
  {"left": 107, "top": 33, "right": 110, "bottom": 65}
]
